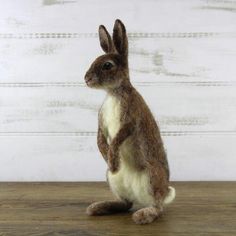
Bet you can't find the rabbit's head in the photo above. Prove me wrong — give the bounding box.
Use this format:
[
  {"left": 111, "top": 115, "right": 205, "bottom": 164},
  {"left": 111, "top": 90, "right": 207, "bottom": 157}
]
[{"left": 85, "top": 19, "right": 130, "bottom": 90}]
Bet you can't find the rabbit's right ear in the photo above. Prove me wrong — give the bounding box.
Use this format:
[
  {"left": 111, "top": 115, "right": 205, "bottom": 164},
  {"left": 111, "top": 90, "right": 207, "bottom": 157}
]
[
  {"left": 112, "top": 19, "right": 128, "bottom": 58},
  {"left": 98, "top": 25, "right": 114, "bottom": 53}
]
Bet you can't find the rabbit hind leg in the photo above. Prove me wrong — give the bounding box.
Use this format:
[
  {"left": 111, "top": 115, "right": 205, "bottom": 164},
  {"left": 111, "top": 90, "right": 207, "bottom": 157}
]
[
  {"left": 86, "top": 200, "right": 132, "bottom": 216},
  {"left": 132, "top": 205, "right": 163, "bottom": 224},
  {"left": 132, "top": 189, "right": 164, "bottom": 225}
]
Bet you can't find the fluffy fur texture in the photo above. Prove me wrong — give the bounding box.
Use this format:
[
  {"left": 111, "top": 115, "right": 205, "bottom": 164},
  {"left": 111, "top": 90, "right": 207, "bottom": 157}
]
[
  {"left": 132, "top": 206, "right": 162, "bottom": 224},
  {"left": 86, "top": 200, "right": 132, "bottom": 216},
  {"left": 84, "top": 19, "right": 175, "bottom": 224},
  {"left": 102, "top": 95, "right": 121, "bottom": 144}
]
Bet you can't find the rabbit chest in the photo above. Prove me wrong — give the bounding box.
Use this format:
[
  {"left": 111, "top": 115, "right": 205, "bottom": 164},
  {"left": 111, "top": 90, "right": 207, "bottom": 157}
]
[
  {"left": 101, "top": 95, "right": 121, "bottom": 142},
  {"left": 101, "top": 95, "right": 155, "bottom": 206}
]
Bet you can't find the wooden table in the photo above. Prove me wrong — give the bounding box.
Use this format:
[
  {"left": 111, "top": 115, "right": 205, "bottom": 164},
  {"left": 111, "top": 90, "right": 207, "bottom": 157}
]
[{"left": 0, "top": 182, "right": 235, "bottom": 235}]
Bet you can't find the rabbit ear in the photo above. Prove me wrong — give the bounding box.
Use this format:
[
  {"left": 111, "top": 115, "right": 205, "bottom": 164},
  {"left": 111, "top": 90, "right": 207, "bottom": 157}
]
[
  {"left": 113, "top": 19, "right": 128, "bottom": 58},
  {"left": 98, "top": 25, "right": 113, "bottom": 53}
]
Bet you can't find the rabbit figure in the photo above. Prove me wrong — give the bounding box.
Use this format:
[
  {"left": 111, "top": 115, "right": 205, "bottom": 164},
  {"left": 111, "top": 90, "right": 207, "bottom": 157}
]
[{"left": 84, "top": 19, "right": 175, "bottom": 224}]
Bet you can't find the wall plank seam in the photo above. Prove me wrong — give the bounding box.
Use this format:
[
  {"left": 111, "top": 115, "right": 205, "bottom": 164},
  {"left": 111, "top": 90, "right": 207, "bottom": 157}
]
[
  {"left": 0, "top": 131, "right": 235, "bottom": 136},
  {"left": 0, "top": 32, "right": 236, "bottom": 39},
  {"left": 0, "top": 82, "right": 236, "bottom": 87}
]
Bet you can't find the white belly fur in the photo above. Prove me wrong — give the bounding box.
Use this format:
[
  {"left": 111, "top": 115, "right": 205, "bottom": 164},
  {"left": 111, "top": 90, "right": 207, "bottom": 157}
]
[
  {"left": 102, "top": 95, "right": 175, "bottom": 206},
  {"left": 108, "top": 157, "right": 156, "bottom": 206}
]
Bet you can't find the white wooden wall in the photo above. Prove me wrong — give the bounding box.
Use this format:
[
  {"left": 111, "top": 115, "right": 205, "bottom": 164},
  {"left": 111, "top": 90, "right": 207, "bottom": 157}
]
[{"left": 0, "top": 0, "right": 236, "bottom": 181}]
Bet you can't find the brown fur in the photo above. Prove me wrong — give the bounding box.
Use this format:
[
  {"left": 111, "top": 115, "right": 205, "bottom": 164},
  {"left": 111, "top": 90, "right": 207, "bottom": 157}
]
[
  {"left": 84, "top": 19, "right": 170, "bottom": 224},
  {"left": 86, "top": 200, "right": 132, "bottom": 216},
  {"left": 132, "top": 206, "right": 162, "bottom": 224}
]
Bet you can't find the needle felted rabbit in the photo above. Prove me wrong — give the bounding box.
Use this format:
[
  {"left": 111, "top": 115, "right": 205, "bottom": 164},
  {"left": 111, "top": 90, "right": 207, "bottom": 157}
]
[{"left": 84, "top": 19, "right": 175, "bottom": 224}]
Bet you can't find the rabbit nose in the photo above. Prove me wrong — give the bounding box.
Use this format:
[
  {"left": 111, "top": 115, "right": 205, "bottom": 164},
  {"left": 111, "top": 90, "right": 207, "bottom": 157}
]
[{"left": 85, "top": 72, "right": 93, "bottom": 82}]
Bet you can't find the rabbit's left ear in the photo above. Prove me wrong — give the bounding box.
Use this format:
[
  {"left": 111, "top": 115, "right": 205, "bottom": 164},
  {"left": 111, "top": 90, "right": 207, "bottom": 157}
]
[
  {"left": 98, "top": 25, "right": 114, "bottom": 53},
  {"left": 113, "top": 19, "right": 128, "bottom": 58}
]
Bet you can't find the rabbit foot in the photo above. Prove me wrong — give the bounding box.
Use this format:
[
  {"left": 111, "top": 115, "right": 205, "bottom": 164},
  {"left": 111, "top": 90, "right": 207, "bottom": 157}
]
[
  {"left": 86, "top": 200, "right": 132, "bottom": 216},
  {"left": 132, "top": 206, "right": 161, "bottom": 224}
]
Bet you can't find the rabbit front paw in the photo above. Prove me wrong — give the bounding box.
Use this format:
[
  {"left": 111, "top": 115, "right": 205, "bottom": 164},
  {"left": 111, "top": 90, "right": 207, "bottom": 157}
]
[{"left": 107, "top": 148, "right": 119, "bottom": 174}]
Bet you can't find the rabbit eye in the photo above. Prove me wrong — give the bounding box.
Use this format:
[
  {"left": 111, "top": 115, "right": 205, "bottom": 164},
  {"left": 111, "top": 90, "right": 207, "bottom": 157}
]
[{"left": 102, "top": 61, "right": 113, "bottom": 70}]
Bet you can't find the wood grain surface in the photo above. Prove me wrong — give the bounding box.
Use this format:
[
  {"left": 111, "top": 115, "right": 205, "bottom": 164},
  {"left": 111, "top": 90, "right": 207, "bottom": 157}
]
[
  {"left": 0, "top": 0, "right": 235, "bottom": 180},
  {"left": 0, "top": 182, "right": 235, "bottom": 236}
]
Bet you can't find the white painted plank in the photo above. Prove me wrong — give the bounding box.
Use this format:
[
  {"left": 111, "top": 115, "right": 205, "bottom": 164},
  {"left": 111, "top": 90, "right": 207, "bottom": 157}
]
[
  {"left": 0, "top": 0, "right": 236, "bottom": 33},
  {"left": 0, "top": 134, "right": 235, "bottom": 181},
  {"left": 0, "top": 135, "right": 105, "bottom": 181},
  {"left": 0, "top": 0, "right": 235, "bottom": 182},
  {"left": 165, "top": 134, "right": 236, "bottom": 181},
  {"left": 0, "top": 86, "right": 236, "bottom": 132},
  {"left": 0, "top": 37, "right": 236, "bottom": 84}
]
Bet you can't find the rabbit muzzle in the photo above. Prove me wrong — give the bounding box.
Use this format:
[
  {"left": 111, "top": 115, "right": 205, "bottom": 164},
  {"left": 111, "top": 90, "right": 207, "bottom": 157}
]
[{"left": 84, "top": 72, "right": 99, "bottom": 87}]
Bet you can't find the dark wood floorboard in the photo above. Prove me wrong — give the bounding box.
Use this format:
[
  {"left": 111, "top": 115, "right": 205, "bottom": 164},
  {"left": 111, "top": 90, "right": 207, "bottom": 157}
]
[{"left": 0, "top": 182, "right": 235, "bottom": 236}]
